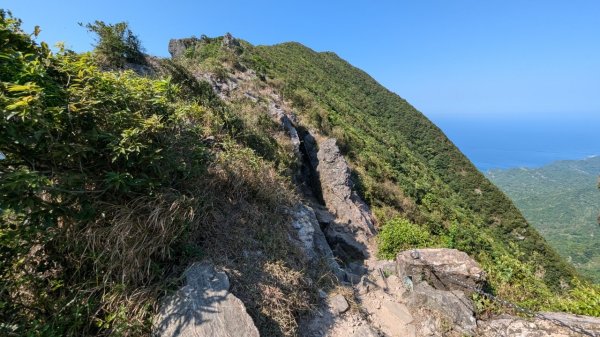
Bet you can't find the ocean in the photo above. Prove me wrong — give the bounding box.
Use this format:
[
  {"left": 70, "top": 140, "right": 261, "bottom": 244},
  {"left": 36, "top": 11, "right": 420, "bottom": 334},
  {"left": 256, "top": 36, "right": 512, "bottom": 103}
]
[{"left": 429, "top": 115, "right": 600, "bottom": 171}]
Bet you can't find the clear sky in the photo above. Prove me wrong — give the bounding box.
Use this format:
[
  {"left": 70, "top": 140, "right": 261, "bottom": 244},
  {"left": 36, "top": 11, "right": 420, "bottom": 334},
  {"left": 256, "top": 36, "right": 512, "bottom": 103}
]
[{"left": 3, "top": 0, "right": 600, "bottom": 120}]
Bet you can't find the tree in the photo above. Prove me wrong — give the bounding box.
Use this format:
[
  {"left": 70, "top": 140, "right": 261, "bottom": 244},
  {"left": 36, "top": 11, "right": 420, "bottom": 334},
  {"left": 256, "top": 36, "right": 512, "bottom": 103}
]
[{"left": 83, "top": 20, "right": 145, "bottom": 68}]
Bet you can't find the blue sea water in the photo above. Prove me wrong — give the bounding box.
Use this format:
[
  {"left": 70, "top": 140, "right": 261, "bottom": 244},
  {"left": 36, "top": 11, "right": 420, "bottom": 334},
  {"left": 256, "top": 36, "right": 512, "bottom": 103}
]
[{"left": 429, "top": 115, "right": 600, "bottom": 171}]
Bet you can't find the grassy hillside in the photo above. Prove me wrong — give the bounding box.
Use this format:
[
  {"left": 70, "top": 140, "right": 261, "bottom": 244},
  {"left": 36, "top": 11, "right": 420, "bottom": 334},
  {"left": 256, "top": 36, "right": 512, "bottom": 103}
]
[
  {"left": 0, "top": 15, "right": 318, "bottom": 336},
  {"left": 487, "top": 156, "right": 600, "bottom": 283},
  {"left": 246, "top": 42, "right": 576, "bottom": 286}
]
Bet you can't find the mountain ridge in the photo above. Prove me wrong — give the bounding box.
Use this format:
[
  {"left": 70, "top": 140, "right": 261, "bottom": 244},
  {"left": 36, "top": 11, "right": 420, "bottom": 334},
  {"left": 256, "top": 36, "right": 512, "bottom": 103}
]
[{"left": 2, "top": 15, "right": 598, "bottom": 335}]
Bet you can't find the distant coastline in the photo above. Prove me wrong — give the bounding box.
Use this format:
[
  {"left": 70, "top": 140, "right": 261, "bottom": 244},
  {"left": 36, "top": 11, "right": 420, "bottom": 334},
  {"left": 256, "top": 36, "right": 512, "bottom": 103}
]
[{"left": 430, "top": 115, "right": 600, "bottom": 171}]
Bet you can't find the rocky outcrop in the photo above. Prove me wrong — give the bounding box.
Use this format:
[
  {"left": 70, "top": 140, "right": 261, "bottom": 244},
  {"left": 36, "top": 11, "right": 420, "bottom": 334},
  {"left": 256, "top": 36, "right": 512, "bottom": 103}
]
[
  {"left": 316, "top": 138, "right": 375, "bottom": 236},
  {"left": 268, "top": 102, "right": 301, "bottom": 155},
  {"left": 222, "top": 32, "right": 241, "bottom": 50},
  {"left": 299, "top": 136, "right": 376, "bottom": 261},
  {"left": 163, "top": 41, "right": 599, "bottom": 337},
  {"left": 396, "top": 248, "right": 486, "bottom": 291},
  {"left": 410, "top": 281, "right": 477, "bottom": 335},
  {"left": 289, "top": 203, "right": 346, "bottom": 280},
  {"left": 478, "top": 313, "right": 600, "bottom": 336},
  {"left": 168, "top": 37, "right": 200, "bottom": 58},
  {"left": 153, "top": 262, "right": 259, "bottom": 337},
  {"left": 392, "top": 249, "right": 481, "bottom": 335}
]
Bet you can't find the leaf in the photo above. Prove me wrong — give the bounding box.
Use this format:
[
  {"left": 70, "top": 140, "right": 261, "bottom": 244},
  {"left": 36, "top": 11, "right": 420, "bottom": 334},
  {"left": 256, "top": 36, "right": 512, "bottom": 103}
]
[
  {"left": 6, "top": 83, "right": 35, "bottom": 93},
  {"left": 6, "top": 98, "right": 31, "bottom": 111}
]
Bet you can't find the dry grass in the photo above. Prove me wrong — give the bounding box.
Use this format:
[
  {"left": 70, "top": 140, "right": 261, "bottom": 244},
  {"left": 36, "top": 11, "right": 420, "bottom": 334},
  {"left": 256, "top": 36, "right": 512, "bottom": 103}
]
[
  {"left": 81, "top": 193, "right": 201, "bottom": 286},
  {"left": 193, "top": 146, "right": 323, "bottom": 336},
  {"left": 47, "top": 143, "right": 319, "bottom": 336}
]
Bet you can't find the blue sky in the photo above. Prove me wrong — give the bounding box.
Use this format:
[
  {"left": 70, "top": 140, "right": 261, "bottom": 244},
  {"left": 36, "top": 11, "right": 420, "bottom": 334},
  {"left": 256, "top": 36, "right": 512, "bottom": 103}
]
[{"left": 4, "top": 0, "right": 600, "bottom": 120}]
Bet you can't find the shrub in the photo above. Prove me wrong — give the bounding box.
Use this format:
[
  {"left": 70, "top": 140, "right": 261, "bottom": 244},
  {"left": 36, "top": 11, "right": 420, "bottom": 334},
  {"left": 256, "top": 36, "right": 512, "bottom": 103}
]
[
  {"left": 83, "top": 20, "right": 145, "bottom": 68},
  {"left": 0, "top": 13, "right": 212, "bottom": 334},
  {"left": 557, "top": 280, "right": 600, "bottom": 316},
  {"left": 377, "top": 217, "right": 432, "bottom": 259}
]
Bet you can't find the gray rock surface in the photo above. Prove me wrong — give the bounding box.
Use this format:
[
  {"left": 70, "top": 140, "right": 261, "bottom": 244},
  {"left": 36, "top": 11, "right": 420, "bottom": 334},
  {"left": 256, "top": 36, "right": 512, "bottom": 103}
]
[
  {"left": 330, "top": 294, "right": 350, "bottom": 315},
  {"left": 396, "top": 248, "right": 486, "bottom": 291},
  {"left": 478, "top": 313, "right": 600, "bottom": 336},
  {"left": 313, "top": 138, "right": 376, "bottom": 259},
  {"left": 352, "top": 326, "right": 380, "bottom": 337},
  {"left": 289, "top": 203, "right": 316, "bottom": 255},
  {"left": 409, "top": 281, "right": 477, "bottom": 335},
  {"left": 168, "top": 37, "right": 200, "bottom": 58},
  {"left": 268, "top": 102, "right": 301, "bottom": 155},
  {"left": 289, "top": 203, "right": 346, "bottom": 280},
  {"left": 153, "top": 262, "right": 259, "bottom": 337},
  {"left": 221, "top": 32, "right": 241, "bottom": 50},
  {"left": 316, "top": 138, "right": 375, "bottom": 234}
]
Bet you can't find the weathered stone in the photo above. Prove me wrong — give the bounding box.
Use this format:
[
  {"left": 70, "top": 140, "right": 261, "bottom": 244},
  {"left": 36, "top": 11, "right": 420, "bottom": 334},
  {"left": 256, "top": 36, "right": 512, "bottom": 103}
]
[
  {"left": 168, "top": 37, "right": 200, "bottom": 58},
  {"left": 478, "top": 313, "right": 600, "bottom": 337},
  {"left": 330, "top": 294, "right": 350, "bottom": 315},
  {"left": 222, "top": 32, "right": 241, "bottom": 50},
  {"left": 268, "top": 102, "right": 300, "bottom": 155},
  {"left": 289, "top": 203, "right": 346, "bottom": 280},
  {"left": 352, "top": 326, "right": 380, "bottom": 337},
  {"left": 314, "top": 206, "right": 336, "bottom": 225},
  {"left": 410, "top": 281, "right": 477, "bottom": 335},
  {"left": 290, "top": 203, "right": 316, "bottom": 255},
  {"left": 153, "top": 262, "right": 259, "bottom": 337},
  {"left": 316, "top": 138, "right": 375, "bottom": 236},
  {"left": 396, "top": 248, "right": 485, "bottom": 291},
  {"left": 381, "top": 300, "right": 413, "bottom": 325}
]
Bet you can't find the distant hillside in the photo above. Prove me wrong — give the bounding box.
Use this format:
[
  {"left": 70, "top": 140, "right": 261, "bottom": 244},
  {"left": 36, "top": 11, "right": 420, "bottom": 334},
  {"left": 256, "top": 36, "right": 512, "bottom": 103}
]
[{"left": 487, "top": 156, "right": 600, "bottom": 282}]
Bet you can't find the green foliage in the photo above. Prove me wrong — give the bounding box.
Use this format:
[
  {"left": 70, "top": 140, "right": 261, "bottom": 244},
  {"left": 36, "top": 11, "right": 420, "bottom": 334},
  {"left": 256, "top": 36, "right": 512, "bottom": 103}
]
[
  {"left": 83, "top": 20, "right": 145, "bottom": 68},
  {"left": 557, "top": 279, "right": 600, "bottom": 316},
  {"left": 377, "top": 218, "right": 432, "bottom": 259},
  {"left": 0, "top": 12, "right": 216, "bottom": 335},
  {"left": 231, "top": 38, "right": 583, "bottom": 313},
  {"left": 0, "top": 14, "right": 319, "bottom": 335},
  {"left": 487, "top": 157, "right": 600, "bottom": 283}
]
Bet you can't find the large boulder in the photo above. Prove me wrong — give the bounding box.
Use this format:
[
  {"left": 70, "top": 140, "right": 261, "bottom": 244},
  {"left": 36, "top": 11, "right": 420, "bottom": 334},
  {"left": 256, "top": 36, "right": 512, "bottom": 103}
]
[
  {"left": 477, "top": 313, "right": 600, "bottom": 336},
  {"left": 153, "top": 262, "right": 259, "bottom": 337},
  {"left": 396, "top": 248, "right": 486, "bottom": 291}
]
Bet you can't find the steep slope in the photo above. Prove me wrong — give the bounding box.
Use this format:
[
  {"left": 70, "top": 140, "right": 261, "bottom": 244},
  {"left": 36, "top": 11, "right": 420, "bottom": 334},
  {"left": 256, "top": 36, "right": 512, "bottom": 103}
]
[
  {"left": 487, "top": 156, "right": 600, "bottom": 282},
  {"left": 245, "top": 42, "right": 576, "bottom": 286},
  {"left": 3, "top": 12, "right": 598, "bottom": 336}
]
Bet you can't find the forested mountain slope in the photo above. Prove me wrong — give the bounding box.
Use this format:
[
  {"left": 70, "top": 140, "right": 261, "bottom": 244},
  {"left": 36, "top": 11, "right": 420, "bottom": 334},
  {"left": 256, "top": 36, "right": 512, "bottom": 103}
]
[
  {"left": 247, "top": 41, "right": 576, "bottom": 285},
  {"left": 487, "top": 156, "right": 600, "bottom": 283}
]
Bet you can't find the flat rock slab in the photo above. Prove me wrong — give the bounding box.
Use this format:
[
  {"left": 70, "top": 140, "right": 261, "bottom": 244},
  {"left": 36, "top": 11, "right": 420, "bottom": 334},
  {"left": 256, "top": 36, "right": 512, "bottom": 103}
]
[
  {"left": 381, "top": 301, "right": 413, "bottom": 326},
  {"left": 410, "top": 281, "right": 477, "bottom": 335},
  {"left": 396, "top": 248, "right": 485, "bottom": 291},
  {"left": 478, "top": 313, "right": 600, "bottom": 337},
  {"left": 352, "top": 326, "right": 380, "bottom": 337},
  {"left": 153, "top": 262, "right": 259, "bottom": 337}
]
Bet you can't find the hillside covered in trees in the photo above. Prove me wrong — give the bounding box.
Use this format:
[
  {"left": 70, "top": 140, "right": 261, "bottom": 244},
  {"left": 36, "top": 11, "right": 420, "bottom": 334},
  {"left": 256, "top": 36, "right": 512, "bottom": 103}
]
[
  {"left": 1, "top": 11, "right": 598, "bottom": 336},
  {"left": 487, "top": 156, "right": 600, "bottom": 283}
]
